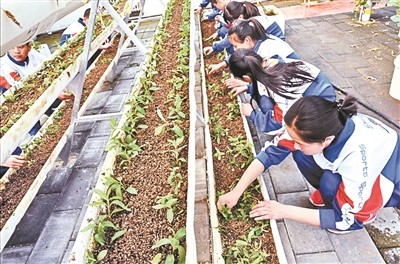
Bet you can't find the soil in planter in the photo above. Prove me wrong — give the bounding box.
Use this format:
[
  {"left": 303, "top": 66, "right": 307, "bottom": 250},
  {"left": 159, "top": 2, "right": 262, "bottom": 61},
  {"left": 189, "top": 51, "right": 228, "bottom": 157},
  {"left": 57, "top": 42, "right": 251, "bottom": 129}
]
[
  {"left": 93, "top": 0, "right": 190, "bottom": 262},
  {"left": 201, "top": 20, "right": 279, "bottom": 263},
  {"left": 0, "top": 37, "right": 121, "bottom": 230},
  {"left": 0, "top": 15, "right": 116, "bottom": 136}
]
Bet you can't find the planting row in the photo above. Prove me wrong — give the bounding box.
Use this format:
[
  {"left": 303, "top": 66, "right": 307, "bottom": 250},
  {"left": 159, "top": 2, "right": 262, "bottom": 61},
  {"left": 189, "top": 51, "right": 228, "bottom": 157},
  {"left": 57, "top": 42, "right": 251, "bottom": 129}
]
[
  {"left": 0, "top": 0, "right": 132, "bottom": 165},
  {"left": 0, "top": 0, "right": 146, "bottom": 249},
  {"left": 69, "top": 0, "right": 197, "bottom": 263}
]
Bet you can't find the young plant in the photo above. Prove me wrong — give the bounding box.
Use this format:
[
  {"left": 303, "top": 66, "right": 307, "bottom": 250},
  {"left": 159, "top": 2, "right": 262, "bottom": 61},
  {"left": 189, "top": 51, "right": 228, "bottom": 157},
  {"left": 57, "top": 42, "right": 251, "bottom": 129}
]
[
  {"left": 151, "top": 227, "right": 186, "bottom": 264},
  {"left": 152, "top": 192, "right": 178, "bottom": 223},
  {"left": 226, "top": 135, "right": 254, "bottom": 168},
  {"left": 84, "top": 176, "right": 137, "bottom": 261},
  {"left": 213, "top": 147, "right": 225, "bottom": 161},
  {"left": 168, "top": 94, "right": 186, "bottom": 120},
  {"left": 226, "top": 102, "right": 240, "bottom": 121},
  {"left": 166, "top": 127, "right": 187, "bottom": 165},
  {"left": 224, "top": 224, "right": 269, "bottom": 264},
  {"left": 167, "top": 166, "right": 184, "bottom": 195},
  {"left": 211, "top": 121, "right": 229, "bottom": 144}
]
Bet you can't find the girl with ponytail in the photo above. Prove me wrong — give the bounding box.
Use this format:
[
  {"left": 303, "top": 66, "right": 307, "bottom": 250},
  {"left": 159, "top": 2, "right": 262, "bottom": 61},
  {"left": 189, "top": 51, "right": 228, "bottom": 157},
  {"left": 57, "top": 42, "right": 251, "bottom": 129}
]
[
  {"left": 204, "top": 1, "right": 285, "bottom": 57},
  {"left": 228, "top": 48, "right": 335, "bottom": 134},
  {"left": 218, "top": 95, "right": 400, "bottom": 234},
  {"left": 206, "top": 16, "right": 295, "bottom": 75}
]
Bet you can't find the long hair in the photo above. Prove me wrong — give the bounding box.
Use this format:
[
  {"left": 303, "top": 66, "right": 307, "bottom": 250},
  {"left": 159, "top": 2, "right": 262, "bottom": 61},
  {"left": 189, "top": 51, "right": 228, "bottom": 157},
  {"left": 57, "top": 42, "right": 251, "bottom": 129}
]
[
  {"left": 228, "top": 18, "right": 268, "bottom": 43},
  {"left": 228, "top": 48, "right": 315, "bottom": 103},
  {"left": 284, "top": 95, "right": 358, "bottom": 143},
  {"left": 223, "top": 1, "right": 260, "bottom": 23}
]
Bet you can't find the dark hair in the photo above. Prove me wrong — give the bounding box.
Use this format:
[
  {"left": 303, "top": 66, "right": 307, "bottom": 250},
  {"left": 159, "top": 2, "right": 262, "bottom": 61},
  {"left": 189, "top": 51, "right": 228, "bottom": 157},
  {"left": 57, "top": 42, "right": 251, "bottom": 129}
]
[
  {"left": 228, "top": 18, "right": 268, "bottom": 43},
  {"left": 83, "top": 8, "right": 91, "bottom": 19},
  {"left": 228, "top": 48, "right": 314, "bottom": 102},
  {"left": 223, "top": 1, "right": 260, "bottom": 24},
  {"left": 284, "top": 95, "right": 358, "bottom": 143}
]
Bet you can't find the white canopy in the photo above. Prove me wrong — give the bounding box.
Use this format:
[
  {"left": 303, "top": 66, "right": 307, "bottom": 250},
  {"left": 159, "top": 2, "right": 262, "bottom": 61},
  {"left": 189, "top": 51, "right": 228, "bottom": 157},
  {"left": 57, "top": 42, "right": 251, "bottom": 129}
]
[{"left": 1, "top": 0, "right": 84, "bottom": 54}]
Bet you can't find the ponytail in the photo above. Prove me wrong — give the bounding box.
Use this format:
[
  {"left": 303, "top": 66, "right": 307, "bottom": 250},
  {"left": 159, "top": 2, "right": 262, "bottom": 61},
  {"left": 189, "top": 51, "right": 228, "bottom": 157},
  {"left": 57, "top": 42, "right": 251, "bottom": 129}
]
[
  {"left": 223, "top": 1, "right": 260, "bottom": 23},
  {"left": 228, "top": 49, "right": 315, "bottom": 100},
  {"left": 228, "top": 18, "right": 268, "bottom": 42},
  {"left": 284, "top": 95, "right": 358, "bottom": 143}
]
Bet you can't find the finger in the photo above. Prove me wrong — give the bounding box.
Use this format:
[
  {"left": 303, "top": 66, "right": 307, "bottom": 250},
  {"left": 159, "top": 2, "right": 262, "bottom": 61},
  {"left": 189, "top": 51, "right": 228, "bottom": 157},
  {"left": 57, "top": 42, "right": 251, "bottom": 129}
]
[
  {"left": 14, "top": 155, "right": 26, "bottom": 161},
  {"left": 252, "top": 202, "right": 266, "bottom": 210}
]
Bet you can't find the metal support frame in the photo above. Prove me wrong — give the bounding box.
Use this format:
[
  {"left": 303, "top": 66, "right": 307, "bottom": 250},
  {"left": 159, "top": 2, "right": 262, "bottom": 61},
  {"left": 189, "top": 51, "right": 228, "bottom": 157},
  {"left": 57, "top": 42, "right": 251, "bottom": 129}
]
[
  {"left": 102, "top": 0, "right": 147, "bottom": 54},
  {"left": 59, "top": 0, "right": 148, "bottom": 163}
]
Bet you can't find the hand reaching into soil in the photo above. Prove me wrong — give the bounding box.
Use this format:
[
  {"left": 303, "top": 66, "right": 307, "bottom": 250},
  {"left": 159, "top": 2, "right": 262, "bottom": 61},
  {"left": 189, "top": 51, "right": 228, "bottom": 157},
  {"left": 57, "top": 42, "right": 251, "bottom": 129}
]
[
  {"left": 217, "top": 190, "right": 241, "bottom": 211},
  {"left": 57, "top": 90, "right": 72, "bottom": 100},
  {"left": 203, "top": 46, "right": 214, "bottom": 56},
  {"left": 205, "top": 32, "right": 219, "bottom": 41},
  {"left": 225, "top": 78, "right": 248, "bottom": 89},
  {"left": 100, "top": 41, "right": 114, "bottom": 50},
  {"left": 208, "top": 61, "right": 227, "bottom": 75},
  {"left": 230, "top": 85, "right": 248, "bottom": 96},
  {"left": 241, "top": 103, "right": 253, "bottom": 117},
  {"left": 2, "top": 155, "right": 26, "bottom": 169},
  {"left": 195, "top": 7, "right": 203, "bottom": 15},
  {"left": 250, "top": 200, "right": 285, "bottom": 221}
]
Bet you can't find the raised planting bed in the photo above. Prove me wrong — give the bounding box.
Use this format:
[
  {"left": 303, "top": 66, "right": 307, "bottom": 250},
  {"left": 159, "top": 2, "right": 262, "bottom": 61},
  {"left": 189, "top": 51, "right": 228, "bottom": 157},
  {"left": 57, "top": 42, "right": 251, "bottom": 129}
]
[
  {"left": 69, "top": 0, "right": 197, "bottom": 263},
  {"left": 0, "top": 0, "right": 133, "bottom": 164},
  {"left": 0, "top": 34, "right": 128, "bottom": 250},
  {"left": 199, "top": 16, "right": 286, "bottom": 264}
]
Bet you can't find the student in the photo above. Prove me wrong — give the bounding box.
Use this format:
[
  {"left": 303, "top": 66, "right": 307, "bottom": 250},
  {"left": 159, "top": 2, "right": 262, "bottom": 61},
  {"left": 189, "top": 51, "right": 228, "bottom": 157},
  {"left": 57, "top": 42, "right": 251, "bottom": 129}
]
[
  {"left": 207, "top": 18, "right": 299, "bottom": 75},
  {"left": 218, "top": 95, "right": 400, "bottom": 234},
  {"left": 60, "top": 8, "right": 114, "bottom": 66},
  {"left": 0, "top": 42, "right": 70, "bottom": 177},
  {"left": 59, "top": 8, "right": 90, "bottom": 46},
  {"left": 227, "top": 48, "right": 336, "bottom": 134},
  {"left": 195, "top": 0, "right": 223, "bottom": 22},
  {"left": 223, "top": 1, "right": 284, "bottom": 41},
  {"left": 203, "top": 1, "right": 285, "bottom": 57}
]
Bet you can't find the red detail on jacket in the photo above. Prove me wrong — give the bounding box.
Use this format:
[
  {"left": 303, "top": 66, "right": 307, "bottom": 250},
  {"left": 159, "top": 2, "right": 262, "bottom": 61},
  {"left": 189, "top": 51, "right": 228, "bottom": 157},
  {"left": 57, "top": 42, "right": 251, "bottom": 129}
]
[{"left": 273, "top": 104, "right": 283, "bottom": 124}]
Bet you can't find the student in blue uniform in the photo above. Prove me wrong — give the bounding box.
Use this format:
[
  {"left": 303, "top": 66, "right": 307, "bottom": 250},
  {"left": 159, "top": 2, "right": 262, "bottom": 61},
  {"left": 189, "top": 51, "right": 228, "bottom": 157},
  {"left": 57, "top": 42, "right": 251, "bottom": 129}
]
[
  {"left": 207, "top": 18, "right": 299, "bottom": 75},
  {"left": 223, "top": 1, "right": 284, "bottom": 41},
  {"left": 195, "top": 0, "right": 223, "bottom": 22},
  {"left": 227, "top": 48, "right": 336, "bottom": 135},
  {"left": 204, "top": 1, "right": 285, "bottom": 56},
  {"left": 218, "top": 95, "right": 400, "bottom": 234}
]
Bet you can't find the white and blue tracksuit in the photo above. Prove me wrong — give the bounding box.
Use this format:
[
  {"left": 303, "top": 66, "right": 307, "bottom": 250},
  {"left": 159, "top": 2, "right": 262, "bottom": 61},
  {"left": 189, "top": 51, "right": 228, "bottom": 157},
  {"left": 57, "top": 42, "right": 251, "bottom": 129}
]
[
  {"left": 59, "top": 18, "right": 86, "bottom": 46},
  {"left": 213, "top": 15, "right": 286, "bottom": 54},
  {"left": 257, "top": 114, "right": 400, "bottom": 231},
  {"left": 248, "top": 60, "right": 335, "bottom": 134},
  {"left": 253, "top": 35, "right": 300, "bottom": 61},
  {"left": 0, "top": 49, "right": 46, "bottom": 176},
  {"left": 198, "top": 0, "right": 221, "bottom": 21}
]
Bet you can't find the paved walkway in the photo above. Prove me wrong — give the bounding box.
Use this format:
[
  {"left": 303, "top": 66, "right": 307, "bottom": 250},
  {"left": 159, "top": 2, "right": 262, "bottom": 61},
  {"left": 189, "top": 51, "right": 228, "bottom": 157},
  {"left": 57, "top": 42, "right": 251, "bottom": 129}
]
[{"left": 255, "top": 1, "right": 400, "bottom": 263}]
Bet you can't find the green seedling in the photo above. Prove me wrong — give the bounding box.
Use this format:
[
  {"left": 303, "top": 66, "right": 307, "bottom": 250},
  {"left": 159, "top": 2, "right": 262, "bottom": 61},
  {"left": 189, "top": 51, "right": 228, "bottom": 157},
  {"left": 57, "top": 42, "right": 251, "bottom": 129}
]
[
  {"left": 227, "top": 135, "right": 254, "bottom": 168},
  {"left": 219, "top": 204, "right": 233, "bottom": 221},
  {"left": 224, "top": 224, "right": 269, "bottom": 264},
  {"left": 211, "top": 122, "right": 229, "bottom": 144},
  {"left": 151, "top": 227, "right": 186, "bottom": 264},
  {"left": 213, "top": 147, "right": 225, "bottom": 161},
  {"left": 87, "top": 249, "right": 107, "bottom": 264},
  {"left": 153, "top": 192, "right": 178, "bottom": 223},
  {"left": 168, "top": 166, "right": 184, "bottom": 195}
]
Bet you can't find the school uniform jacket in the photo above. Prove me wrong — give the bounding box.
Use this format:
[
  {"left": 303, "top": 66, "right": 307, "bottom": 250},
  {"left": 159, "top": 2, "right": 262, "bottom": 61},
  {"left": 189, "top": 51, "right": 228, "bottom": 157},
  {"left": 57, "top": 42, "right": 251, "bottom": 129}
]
[
  {"left": 257, "top": 114, "right": 400, "bottom": 231},
  {"left": 0, "top": 49, "right": 45, "bottom": 93},
  {"left": 248, "top": 60, "right": 335, "bottom": 134},
  {"left": 59, "top": 18, "right": 86, "bottom": 46},
  {"left": 213, "top": 15, "right": 285, "bottom": 53}
]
